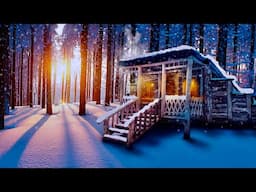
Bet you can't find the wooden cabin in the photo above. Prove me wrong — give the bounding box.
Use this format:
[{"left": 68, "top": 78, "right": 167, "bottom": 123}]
[{"left": 97, "top": 45, "right": 255, "bottom": 146}]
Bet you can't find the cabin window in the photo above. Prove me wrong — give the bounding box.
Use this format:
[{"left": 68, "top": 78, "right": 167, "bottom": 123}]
[
  {"left": 141, "top": 74, "right": 159, "bottom": 103},
  {"left": 182, "top": 77, "right": 200, "bottom": 97},
  {"left": 166, "top": 72, "right": 185, "bottom": 95}
]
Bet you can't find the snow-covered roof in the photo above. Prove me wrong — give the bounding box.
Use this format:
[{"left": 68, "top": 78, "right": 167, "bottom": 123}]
[{"left": 119, "top": 45, "right": 254, "bottom": 95}]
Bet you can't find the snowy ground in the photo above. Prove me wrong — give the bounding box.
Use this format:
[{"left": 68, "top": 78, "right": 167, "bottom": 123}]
[{"left": 1, "top": 103, "right": 256, "bottom": 168}]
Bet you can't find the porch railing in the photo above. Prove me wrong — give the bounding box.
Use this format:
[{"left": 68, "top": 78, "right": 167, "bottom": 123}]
[
  {"left": 164, "top": 95, "right": 203, "bottom": 119},
  {"left": 123, "top": 98, "right": 162, "bottom": 145},
  {"left": 96, "top": 96, "right": 139, "bottom": 134}
]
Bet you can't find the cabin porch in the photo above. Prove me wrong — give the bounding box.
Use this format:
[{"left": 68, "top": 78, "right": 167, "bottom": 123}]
[{"left": 97, "top": 46, "right": 254, "bottom": 147}]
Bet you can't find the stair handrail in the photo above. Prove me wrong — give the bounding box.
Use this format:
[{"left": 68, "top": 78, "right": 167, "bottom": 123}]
[
  {"left": 96, "top": 96, "right": 139, "bottom": 124},
  {"left": 123, "top": 98, "right": 161, "bottom": 127}
]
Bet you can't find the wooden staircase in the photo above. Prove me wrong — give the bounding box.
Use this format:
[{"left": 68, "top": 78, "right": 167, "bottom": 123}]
[{"left": 97, "top": 96, "right": 162, "bottom": 147}]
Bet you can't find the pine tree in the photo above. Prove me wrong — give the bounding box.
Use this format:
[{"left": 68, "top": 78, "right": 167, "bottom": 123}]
[
  {"left": 20, "top": 48, "right": 24, "bottom": 106},
  {"left": 95, "top": 24, "right": 103, "bottom": 104},
  {"left": 61, "top": 70, "right": 65, "bottom": 103},
  {"left": 53, "top": 58, "right": 57, "bottom": 104},
  {"left": 216, "top": 24, "right": 228, "bottom": 70},
  {"left": 105, "top": 24, "right": 113, "bottom": 106},
  {"left": 0, "top": 24, "right": 9, "bottom": 129},
  {"left": 45, "top": 25, "right": 52, "bottom": 115},
  {"left": 233, "top": 24, "right": 238, "bottom": 74},
  {"left": 182, "top": 24, "right": 187, "bottom": 45},
  {"left": 199, "top": 24, "right": 204, "bottom": 53},
  {"left": 250, "top": 24, "right": 255, "bottom": 88},
  {"left": 26, "top": 50, "right": 30, "bottom": 105},
  {"left": 165, "top": 24, "right": 170, "bottom": 49},
  {"left": 65, "top": 47, "right": 71, "bottom": 103},
  {"left": 115, "top": 24, "right": 125, "bottom": 101},
  {"left": 74, "top": 73, "right": 77, "bottom": 103},
  {"left": 38, "top": 55, "right": 42, "bottom": 105},
  {"left": 11, "top": 24, "right": 16, "bottom": 109},
  {"left": 79, "top": 24, "right": 88, "bottom": 115},
  {"left": 42, "top": 26, "right": 46, "bottom": 109},
  {"left": 189, "top": 24, "right": 193, "bottom": 46},
  {"left": 29, "top": 25, "right": 34, "bottom": 107},
  {"left": 149, "top": 24, "right": 160, "bottom": 52},
  {"left": 131, "top": 24, "right": 136, "bottom": 37}
]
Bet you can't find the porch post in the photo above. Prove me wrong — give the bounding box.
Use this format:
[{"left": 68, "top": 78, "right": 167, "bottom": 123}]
[
  {"left": 161, "top": 63, "right": 166, "bottom": 117},
  {"left": 137, "top": 66, "right": 142, "bottom": 109},
  {"left": 184, "top": 58, "right": 193, "bottom": 139},
  {"left": 120, "top": 68, "right": 124, "bottom": 102}
]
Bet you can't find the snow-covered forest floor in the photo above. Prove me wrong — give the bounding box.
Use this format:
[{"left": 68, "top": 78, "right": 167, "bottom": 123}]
[{"left": 1, "top": 103, "right": 256, "bottom": 168}]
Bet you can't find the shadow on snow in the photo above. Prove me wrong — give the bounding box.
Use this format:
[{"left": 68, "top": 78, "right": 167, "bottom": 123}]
[{"left": 0, "top": 115, "right": 49, "bottom": 167}]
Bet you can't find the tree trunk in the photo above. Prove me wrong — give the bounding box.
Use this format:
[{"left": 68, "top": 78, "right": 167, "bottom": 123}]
[
  {"left": 233, "top": 24, "right": 238, "bottom": 74},
  {"left": 74, "top": 73, "right": 77, "bottom": 103},
  {"left": 45, "top": 25, "right": 52, "bottom": 115},
  {"left": 79, "top": 24, "right": 88, "bottom": 115},
  {"left": 20, "top": 48, "right": 24, "bottom": 106},
  {"left": 42, "top": 28, "right": 46, "bottom": 109},
  {"left": 111, "top": 25, "right": 116, "bottom": 103},
  {"left": 189, "top": 24, "right": 193, "bottom": 46},
  {"left": 11, "top": 24, "right": 16, "bottom": 109},
  {"left": 29, "top": 25, "right": 34, "bottom": 107},
  {"left": 105, "top": 24, "right": 113, "bottom": 106},
  {"left": 86, "top": 53, "right": 91, "bottom": 101},
  {"left": 0, "top": 24, "right": 9, "bottom": 129},
  {"left": 182, "top": 24, "right": 187, "bottom": 45},
  {"left": 131, "top": 24, "right": 136, "bottom": 37},
  {"left": 61, "top": 71, "right": 65, "bottom": 103},
  {"left": 199, "top": 24, "right": 204, "bottom": 53},
  {"left": 53, "top": 58, "right": 57, "bottom": 104},
  {"left": 216, "top": 24, "right": 228, "bottom": 70},
  {"left": 165, "top": 24, "right": 170, "bottom": 49},
  {"left": 149, "top": 24, "right": 160, "bottom": 52},
  {"left": 115, "top": 25, "right": 125, "bottom": 101},
  {"left": 250, "top": 24, "right": 255, "bottom": 88},
  {"left": 3, "top": 25, "right": 10, "bottom": 115},
  {"left": 95, "top": 24, "right": 103, "bottom": 104},
  {"left": 17, "top": 52, "right": 20, "bottom": 105},
  {"left": 26, "top": 50, "right": 30, "bottom": 105},
  {"left": 92, "top": 43, "right": 97, "bottom": 101},
  {"left": 38, "top": 55, "right": 42, "bottom": 105},
  {"left": 65, "top": 52, "right": 71, "bottom": 103}
]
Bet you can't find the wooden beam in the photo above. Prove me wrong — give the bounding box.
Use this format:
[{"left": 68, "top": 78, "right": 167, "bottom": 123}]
[
  {"left": 227, "top": 80, "right": 232, "bottom": 121},
  {"left": 119, "top": 69, "right": 124, "bottom": 102},
  {"left": 137, "top": 66, "right": 142, "bottom": 108},
  {"left": 161, "top": 64, "right": 166, "bottom": 117},
  {"left": 247, "top": 94, "right": 252, "bottom": 121},
  {"left": 120, "top": 59, "right": 189, "bottom": 69},
  {"left": 184, "top": 58, "right": 193, "bottom": 139}
]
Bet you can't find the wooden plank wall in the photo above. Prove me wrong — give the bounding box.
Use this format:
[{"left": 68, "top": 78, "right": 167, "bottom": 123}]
[
  {"left": 231, "top": 94, "right": 249, "bottom": 122},
  {"left": 209, "top": 79, "right": 228, "bottom": 121}
]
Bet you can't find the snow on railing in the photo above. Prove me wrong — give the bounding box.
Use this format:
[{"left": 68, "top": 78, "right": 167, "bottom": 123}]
[
  {"left": 123, "top": 98, "right": 161, "bottom": 127},
  {"left": 122, "top": 95, "right": 138, "bottom": 104},
  {"left": 96, "top": 96, "right": 138, "bottom": 124},
  {"left": 205, "top": 55, "right": 253, "bottom": 94},
  {"left": 126, "top": 98, "right": 162, "bottom": 145}
]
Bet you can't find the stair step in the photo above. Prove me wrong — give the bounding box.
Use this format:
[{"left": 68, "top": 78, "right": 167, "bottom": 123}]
[
  {"left": 103, "top": 134, "right": 127, "bottom": 143},
  {"left": 116, "top": 123, "right": 129, "bottom": 129},
  {"left": 109, "top": 127, "right": 129, "bottom": 134}
]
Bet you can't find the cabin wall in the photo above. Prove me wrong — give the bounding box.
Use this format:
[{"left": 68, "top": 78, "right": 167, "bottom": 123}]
[
  {"left": 231, "top": 94, "right": 250, "bottom": 122},
  {"left": 251, "top": 97, "right": 256, "bottom": 127},
  {"left": 207, "top": 78, "right": 252, "bottom": 125},
  {"left": 208, "top": 79, "right": 229, "bottom": 123}
]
